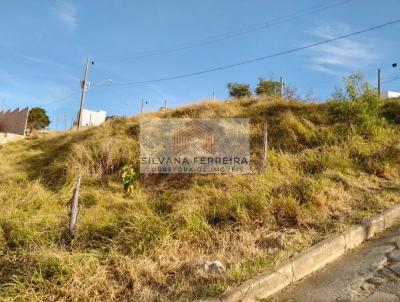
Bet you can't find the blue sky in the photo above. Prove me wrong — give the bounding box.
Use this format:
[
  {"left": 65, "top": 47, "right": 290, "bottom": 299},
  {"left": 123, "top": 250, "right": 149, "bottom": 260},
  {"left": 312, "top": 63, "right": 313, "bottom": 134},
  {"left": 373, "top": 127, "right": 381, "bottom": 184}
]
[{"left": 1, "top": 0, "right": 400, "bottom": 130}]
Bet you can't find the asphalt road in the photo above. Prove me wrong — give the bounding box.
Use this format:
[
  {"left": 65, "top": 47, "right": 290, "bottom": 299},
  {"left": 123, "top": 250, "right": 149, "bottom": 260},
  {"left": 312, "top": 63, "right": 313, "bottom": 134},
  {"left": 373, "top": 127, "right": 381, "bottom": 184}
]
[{"left": 273, "top": 226, "right": 400, "bottom": 302}]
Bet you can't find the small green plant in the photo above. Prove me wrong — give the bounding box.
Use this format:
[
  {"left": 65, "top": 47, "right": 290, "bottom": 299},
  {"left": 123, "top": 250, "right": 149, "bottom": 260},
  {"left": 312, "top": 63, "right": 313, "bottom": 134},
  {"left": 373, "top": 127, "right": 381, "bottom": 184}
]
[{"left": 121, "top": 165, "right": 140, "bottom": 195}]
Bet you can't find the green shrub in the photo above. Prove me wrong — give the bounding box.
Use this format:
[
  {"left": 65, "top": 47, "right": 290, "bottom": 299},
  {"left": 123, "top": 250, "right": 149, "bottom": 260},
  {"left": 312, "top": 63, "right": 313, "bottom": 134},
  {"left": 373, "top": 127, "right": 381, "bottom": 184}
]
[
  {"left": 381, "top": 99, "right": 400, "bottom": 124},
  {"left": 227, "top": 82, "right": 252, "bottom": 98},
  {"left": 255, "top": 78, "right": 282, "bottom": 97},
  {"left": 329, "top": 73, "right": 382, "bottom": 135}
]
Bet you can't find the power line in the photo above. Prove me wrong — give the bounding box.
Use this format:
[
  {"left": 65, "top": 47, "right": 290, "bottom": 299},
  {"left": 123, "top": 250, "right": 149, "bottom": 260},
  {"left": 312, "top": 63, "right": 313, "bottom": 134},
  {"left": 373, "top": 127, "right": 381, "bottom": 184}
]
[
  {"left": 39, "top": 79, "right": 114, "bottom": 108},
  {"left": 97, "top": 0, "right": 353, "bottom": 63},
  {"left": 382, "top": 76, "right": 400, "bottom": 84},
  {"left": 40, "top": 91, "right": 81, "bottom": 106},
  {"left": 37, "top": 63, "right": 396, "bottom": 111},
  {"left": 303, "top": 60, "right": 399, "bottom": 88},
  {"left": 106, "top": 19, "right": 400, "bottom": 87},
  {"left": 316, "top": 65, "right": 398, "bottom": 100}
]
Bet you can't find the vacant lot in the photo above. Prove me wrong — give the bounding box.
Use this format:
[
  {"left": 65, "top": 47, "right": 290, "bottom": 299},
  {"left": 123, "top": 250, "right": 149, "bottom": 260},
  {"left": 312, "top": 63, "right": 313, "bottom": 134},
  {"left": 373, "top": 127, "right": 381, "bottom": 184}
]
[{"left": 1, "top": 97, "right": 400, "bottom": 301}]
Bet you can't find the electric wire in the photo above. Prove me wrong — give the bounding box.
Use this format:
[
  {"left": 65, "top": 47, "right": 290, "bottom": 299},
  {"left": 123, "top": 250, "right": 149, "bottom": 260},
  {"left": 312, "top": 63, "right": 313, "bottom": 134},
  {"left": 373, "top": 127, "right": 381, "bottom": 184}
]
[
  {"left": 105, "top": 19, "right": 400, "bottom": 87},
  {"left": 97, "top": 0, "right": 354, "bottom": 63}
]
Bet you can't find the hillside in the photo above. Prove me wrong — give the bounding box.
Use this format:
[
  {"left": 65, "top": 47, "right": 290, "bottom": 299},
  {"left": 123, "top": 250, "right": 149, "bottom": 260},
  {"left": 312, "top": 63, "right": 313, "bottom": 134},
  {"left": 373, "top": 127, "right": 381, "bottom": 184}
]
[{"left": 1, "top": 97, "right": 400, "bottom": 301}]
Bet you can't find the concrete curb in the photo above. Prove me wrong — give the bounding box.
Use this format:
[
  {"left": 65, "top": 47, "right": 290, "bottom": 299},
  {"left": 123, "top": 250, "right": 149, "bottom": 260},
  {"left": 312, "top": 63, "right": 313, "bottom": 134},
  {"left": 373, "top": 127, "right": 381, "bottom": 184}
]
[{"left": 202, "top": 204, "right": 400, "bottom": 302}]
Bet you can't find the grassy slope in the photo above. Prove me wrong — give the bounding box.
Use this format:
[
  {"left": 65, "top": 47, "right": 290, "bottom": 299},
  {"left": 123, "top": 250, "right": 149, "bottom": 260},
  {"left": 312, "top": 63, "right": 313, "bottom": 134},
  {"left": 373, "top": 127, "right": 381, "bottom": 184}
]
[{"left": 1, "top": 98, "right": 400, "bottom": 301}]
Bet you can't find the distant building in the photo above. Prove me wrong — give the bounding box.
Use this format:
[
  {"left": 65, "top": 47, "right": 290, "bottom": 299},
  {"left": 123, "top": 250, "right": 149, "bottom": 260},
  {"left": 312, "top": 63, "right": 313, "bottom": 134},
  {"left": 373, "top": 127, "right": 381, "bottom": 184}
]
[
  {"left": 73, "top": 108, "right": 107, "bottom": 129},
  {"left": 0, "top": 107, "right": 29, "bottom": 144},
  {"left": 381, "top": 91, "right": 400, "bottom": 100}
]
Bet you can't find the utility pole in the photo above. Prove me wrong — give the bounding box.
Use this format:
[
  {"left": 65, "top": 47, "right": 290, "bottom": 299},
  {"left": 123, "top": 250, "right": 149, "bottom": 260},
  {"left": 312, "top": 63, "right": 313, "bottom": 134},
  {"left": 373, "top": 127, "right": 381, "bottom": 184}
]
[
  {"left": 378, "top": 68, "right": 381, "bottom": 98},
  {"left": 64, "top": 113, "right": 68, "bottom": 131},
  {"left": 213, "top": 92, "right": 215, "bottom": 101},
  {"left": 77, "top": 58, "right": 93, "bottom": 130},
  {"left": 377, "top": 64, "right": 397, "bottom": 100},
  {"left": 141, "top": 99, "right": 148, "bottom": 114},
  {"left": 262, "top": 121, "right": 268, "bottom": 169},
  {"left": 164, "top": 99, "right": 167, "bottom": 110},
  {"left": 280, "top": 77, "right": 284, "bottom": 98},
  {"left": 55, "top": 113, "right": 59, "bottom": 131},
  {"left": 377, "top": 68, "right": 381, "bottom": 99}
]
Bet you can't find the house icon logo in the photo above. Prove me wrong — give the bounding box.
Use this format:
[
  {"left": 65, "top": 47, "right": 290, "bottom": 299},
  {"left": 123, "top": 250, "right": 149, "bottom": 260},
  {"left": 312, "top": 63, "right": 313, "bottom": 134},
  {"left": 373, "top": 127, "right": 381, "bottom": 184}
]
[{"left": 174, "top": 120, "right": 215, "bottom": 155}]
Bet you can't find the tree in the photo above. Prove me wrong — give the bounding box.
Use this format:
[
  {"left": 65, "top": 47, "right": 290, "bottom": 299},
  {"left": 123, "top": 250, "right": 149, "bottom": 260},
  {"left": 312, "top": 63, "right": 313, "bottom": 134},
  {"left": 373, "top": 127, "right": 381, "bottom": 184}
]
[
  {"left": 27, "top": 107, "right": 50, "bottom": 131},
  {"left": 255, "top": 78, "right": 282, "bottom": 97},
  {"left": 227, "top": 82, "right": 252, "bottom": 98}
]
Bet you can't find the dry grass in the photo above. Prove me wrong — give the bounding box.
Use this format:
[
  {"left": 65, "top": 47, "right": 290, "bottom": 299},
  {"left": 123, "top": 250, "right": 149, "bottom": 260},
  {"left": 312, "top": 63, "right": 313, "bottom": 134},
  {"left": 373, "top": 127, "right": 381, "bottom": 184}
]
[{"left": 1, "top": 97, "right": 400, "bottom": 301}]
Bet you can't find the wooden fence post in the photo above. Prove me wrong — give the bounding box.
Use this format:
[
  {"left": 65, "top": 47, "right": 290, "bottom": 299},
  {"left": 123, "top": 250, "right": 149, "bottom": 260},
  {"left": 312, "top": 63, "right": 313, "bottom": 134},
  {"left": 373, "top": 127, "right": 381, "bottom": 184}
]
[
  {"left": 262, "top": 121, "right": 268, "bottom": 169},
  {"left": 69, "top": 173, "right": 81, "bottom": 236}
]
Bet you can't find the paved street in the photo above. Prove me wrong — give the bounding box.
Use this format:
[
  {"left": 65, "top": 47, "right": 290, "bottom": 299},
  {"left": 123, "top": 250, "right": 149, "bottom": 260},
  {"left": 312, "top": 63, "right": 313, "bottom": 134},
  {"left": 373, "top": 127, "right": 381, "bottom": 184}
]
[{"left": 274, "top": 226, "right": 400, "bottom": 302}]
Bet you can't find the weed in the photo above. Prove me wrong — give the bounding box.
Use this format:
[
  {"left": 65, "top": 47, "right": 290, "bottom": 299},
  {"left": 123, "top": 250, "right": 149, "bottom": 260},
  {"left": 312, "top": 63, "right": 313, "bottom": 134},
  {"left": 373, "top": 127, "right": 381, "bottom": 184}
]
[{"left": 121, "top": 164, "right": 140, "bottom": 195}]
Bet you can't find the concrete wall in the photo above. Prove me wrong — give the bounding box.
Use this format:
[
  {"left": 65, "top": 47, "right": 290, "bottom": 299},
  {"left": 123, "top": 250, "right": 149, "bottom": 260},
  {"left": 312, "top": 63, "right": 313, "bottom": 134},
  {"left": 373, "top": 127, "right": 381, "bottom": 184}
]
[
  {"left": 73, "top": 109, "right": 107, "bottom": 128},
  {"left": 0, "top": 132, "right": 24, "bottom": 144},
  {"left": 0, "top": 133, "right": 6, "bottom": 144},
  {"left": 381, "top": 91, "right": 400, "bottom": 100},
  {"left": 0, "top": 107, "right": 29, "bottom": 136}
]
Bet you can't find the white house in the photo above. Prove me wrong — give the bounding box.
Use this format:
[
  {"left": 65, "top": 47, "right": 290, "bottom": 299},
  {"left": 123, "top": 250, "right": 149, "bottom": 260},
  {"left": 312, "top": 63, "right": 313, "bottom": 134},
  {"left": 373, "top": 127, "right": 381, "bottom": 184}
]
[
  {"left": 381, "top": 91, "right": 400, "bottom": 100},
  {"left": 73, "top": 109, "right": 107, "bottom": 129}
]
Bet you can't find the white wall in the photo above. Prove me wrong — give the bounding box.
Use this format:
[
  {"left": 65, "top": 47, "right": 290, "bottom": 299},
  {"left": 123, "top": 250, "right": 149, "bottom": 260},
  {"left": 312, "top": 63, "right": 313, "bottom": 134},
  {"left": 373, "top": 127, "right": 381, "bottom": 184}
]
[
  {"left": 0, "top": 132, "right": 24, "bottom": 144},
  {"left": 381, "top": 91, "right": 400, "bottom": 100},
  {"left": 74, "top": 109, "right": 107, "bottom": 128}
]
